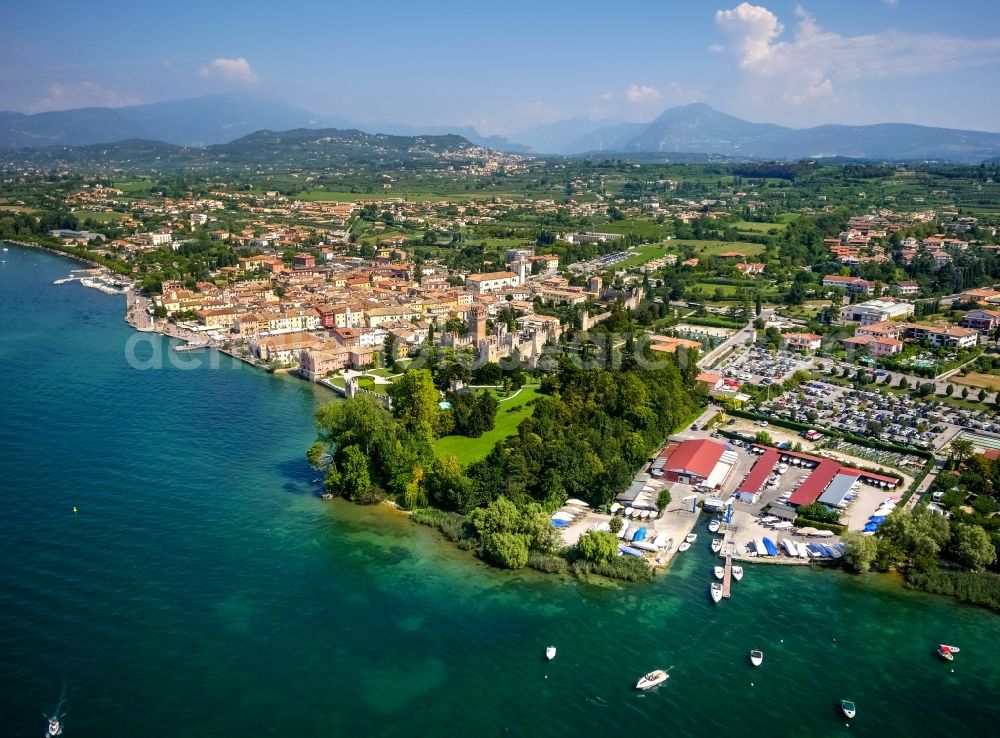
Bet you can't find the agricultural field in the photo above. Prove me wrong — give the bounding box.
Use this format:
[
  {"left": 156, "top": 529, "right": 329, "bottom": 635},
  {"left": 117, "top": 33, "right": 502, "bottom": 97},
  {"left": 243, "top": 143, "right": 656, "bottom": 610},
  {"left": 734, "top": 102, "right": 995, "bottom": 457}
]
[
  {"left": 433, "top": 385, "right": 541, "bottom": 466},
  {"left": 954, "top": 372, "right": 1000, "bottom": 391},
  {"left": 732, "top": 220, "right": 788, "bottom": 234},
  {"left": 675, "top": 239, "right": 766, "bottom": 257}
]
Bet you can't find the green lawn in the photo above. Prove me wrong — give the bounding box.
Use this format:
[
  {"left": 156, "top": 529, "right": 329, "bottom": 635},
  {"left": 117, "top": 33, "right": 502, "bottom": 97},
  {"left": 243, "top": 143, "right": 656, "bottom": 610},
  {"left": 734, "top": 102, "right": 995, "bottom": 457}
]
[
  {"left": 433, "top": 385, "right": 542, "bottom": 465},
  {"left": 732, "top": 220, "right": 787, "bottom": 233},
  {"left": 357, "top": 376, "right": 388, "bottom": 394},
  {"left": 617, "top": 244, "right": 674, "bottom": 268},
  {"left": 680, "top": 239, "right": 767, "bottom": 257}
]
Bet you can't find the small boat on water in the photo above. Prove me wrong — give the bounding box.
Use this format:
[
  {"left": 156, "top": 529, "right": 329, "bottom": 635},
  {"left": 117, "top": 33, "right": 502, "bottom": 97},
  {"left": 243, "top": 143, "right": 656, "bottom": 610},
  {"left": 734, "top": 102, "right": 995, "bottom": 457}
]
[
  {"left": 678, "top": 542, "right": 691, "bottom": 552},
  {"left": 711, "top": 538, "right": 723, "bottom": 554},
  {"left": 708, "top": 520, "right": 721, "bottom": 533},
  {"left": 685, "top": 533, "right": 698, "bottom": 543},
  {"left": 938, "top": 644, "right": 960, "bottom": 661},
  {"left": 46, "top": 717, "right": 62, "bottom": 737},
  {"left": 710, "top": 582, "right": 723, "bottom": 603},
  {"left": 732, "top": 565, "right": 743, "bottom": 581},
  {"left": 749, "top": 649, "right": 763, "bottom": 667},
  {"left": 714, "top": 566, "right": 725, "bottom": 580},
  {"left": 546, "top": 646, "right": 556, "bottom": 661},
  {"left": 840, "top": 699, "right": 856, "bottom": 719},
  {"left": 635, "top": 669, "right": 669, "bottom": 690}
]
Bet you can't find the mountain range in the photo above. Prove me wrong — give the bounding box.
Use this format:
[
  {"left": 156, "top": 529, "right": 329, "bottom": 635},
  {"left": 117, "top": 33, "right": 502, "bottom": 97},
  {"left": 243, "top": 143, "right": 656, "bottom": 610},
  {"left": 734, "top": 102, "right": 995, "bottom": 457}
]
[{"left": 2, "top": 95, "right": 1000, "bottom": 163}]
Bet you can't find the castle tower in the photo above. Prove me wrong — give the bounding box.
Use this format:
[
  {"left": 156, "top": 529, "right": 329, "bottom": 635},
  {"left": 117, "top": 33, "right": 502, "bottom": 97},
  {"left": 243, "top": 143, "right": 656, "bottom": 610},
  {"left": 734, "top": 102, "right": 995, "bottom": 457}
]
[
  {"left": 469, "top": 305, "right": 487, "bottom": 344},
  {"left": 517, "top": 259, "right": 527, "bottom": 285},
  {"left": 587, "top": 274, "right": 603, "bottom": 295}
]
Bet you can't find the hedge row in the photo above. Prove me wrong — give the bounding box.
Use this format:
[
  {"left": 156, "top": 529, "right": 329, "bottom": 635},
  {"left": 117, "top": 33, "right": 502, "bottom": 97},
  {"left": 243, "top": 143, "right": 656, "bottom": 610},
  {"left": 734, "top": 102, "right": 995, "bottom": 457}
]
[{"left": 794, "top": 517, "right": 847, "bottom": 536}]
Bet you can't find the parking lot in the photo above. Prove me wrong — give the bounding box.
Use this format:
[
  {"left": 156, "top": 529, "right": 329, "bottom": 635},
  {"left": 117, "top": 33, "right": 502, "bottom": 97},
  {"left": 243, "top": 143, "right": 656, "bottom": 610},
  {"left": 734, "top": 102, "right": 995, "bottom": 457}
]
[
  {"left": 757, "top": 378, "right": 1000, "bottom": 453},
  {"left": 718, "top": 346, "right": 813, "bottom": 385},
  {"left": 568, "top": 250, "right": 631, "bottom": 273}
]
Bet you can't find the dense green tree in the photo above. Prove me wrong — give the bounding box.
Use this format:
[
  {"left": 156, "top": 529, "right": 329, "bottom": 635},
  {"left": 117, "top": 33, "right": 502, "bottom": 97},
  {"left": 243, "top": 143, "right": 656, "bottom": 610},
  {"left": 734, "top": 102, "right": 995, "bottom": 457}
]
[
  {"left": 842, "top": 531, "right": 878, "bottom": 573},
  {"left": 952, "top": 524, "right": 997, "bottom": 571},
  {"left": 387, "top": 369, "right": 441, "bottom": 440},
  {"left": 577, "top": 531, "right": 620, "bottom": 564}
]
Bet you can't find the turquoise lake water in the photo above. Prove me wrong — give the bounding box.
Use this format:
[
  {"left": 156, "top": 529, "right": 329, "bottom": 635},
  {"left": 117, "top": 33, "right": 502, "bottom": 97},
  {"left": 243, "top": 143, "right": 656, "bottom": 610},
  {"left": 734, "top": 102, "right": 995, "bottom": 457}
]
[{"left": 1, "top": 243, "right": 998, "bottom": 737}]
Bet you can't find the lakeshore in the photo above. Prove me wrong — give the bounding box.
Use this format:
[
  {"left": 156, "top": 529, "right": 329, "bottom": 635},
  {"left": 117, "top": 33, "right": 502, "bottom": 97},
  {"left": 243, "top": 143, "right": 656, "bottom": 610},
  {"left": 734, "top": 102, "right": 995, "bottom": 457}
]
[{"left": 3, "top": 243, "right": 1000, "bottom": 737}]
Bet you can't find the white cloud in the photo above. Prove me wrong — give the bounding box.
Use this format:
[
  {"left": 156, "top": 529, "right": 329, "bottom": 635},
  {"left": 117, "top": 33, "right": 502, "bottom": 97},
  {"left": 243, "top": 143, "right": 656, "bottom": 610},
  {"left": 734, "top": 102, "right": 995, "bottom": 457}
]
[
  {"left": 714, "top": 3, "right": 1000, "bottom": 106},
  {"left": 883, "top": 0, "right": 898, "bottom": 7},
  {"left": 29, "top": 82, "right": 139, "bottom": 113},
  {"left": 199, "top": 57, "right": 258, "bottom": 83},
  {"left": 625, "top": 84, "right": 662, "bottom": 104}
]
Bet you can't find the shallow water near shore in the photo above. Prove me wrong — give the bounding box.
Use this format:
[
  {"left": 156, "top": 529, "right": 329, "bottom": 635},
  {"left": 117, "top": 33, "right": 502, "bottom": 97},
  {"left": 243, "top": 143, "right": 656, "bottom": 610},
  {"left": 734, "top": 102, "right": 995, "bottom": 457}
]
[{"left": 2, "top": 243, "right": 999, "bottom": 738}]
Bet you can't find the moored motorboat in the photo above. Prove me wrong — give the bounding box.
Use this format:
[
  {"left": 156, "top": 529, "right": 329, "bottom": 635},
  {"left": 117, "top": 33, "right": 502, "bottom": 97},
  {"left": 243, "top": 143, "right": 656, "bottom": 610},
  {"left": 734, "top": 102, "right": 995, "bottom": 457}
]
[
  {"left": 708, "top": 519, "right": 721, "bottom": 533},
  {"left": 46, "top": 717, "right": 62, "bottom": 737},
  {"left": 749, "top": 649, "right": 763, "bottom": 667},
  {"left": 732, "top": 565, "right": 743, "bottom": 581},
  {"left": 711, "top": 538, "right": 723, "bottom": 554},
  {"left": 685, "top": 533, "right": 698, "bottom": 543},
  {"left": 938, "top": 644, "right": 959, "bottom": 660},
  {"left": 678, "top": 541, "right": 691, "bottom": 552},
  {"left": 710, "top": 582, "right": 723, "bottom": 603},
  {"left": 635, "top": 669, "right": 669, "bottom": 690},
  {"left": 714, "top": 565, "right": 725, "bottom": 580},
  {"left": 840, "top": 699, "right": 856, "bottom": 719},
  {"left": 546, "top": 646, "right": 556, "bottom": 661}
]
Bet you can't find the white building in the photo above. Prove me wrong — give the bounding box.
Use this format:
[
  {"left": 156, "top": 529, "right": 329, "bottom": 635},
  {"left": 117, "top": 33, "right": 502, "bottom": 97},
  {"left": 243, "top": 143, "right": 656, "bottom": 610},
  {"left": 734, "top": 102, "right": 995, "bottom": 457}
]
[
  {"left": 840, "top": 299, "right": 914, "bottom": 325},
  {"left": 466, "top": 270, "right": 522, "bottom": 294}
]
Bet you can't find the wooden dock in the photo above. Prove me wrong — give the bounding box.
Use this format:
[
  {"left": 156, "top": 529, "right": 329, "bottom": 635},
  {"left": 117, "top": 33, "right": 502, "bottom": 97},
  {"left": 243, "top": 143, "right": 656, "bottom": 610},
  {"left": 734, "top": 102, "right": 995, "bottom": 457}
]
[{"left": 722, "top": 555, "right": 733, "bottom": 599}]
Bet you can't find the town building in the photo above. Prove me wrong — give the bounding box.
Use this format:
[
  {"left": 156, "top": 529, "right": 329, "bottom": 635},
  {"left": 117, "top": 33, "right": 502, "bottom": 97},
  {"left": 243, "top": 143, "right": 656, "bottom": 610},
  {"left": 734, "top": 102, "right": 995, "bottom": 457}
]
[{"left": 840, "top": 299, "right": 914, "bottom": 325}]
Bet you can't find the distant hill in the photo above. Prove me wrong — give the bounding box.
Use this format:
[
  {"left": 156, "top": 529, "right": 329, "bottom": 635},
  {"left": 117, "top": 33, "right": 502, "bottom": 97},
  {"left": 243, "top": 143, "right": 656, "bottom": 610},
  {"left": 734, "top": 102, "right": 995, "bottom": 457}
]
[
  {"left": 0, "top": 94, "right": 527, "bottom": 152},
  {"left": 0, "top": 128, "right": 488, "bottom": 170},
  {"left": 617, "top": 103, "right": 1000, "bottom": 163}
]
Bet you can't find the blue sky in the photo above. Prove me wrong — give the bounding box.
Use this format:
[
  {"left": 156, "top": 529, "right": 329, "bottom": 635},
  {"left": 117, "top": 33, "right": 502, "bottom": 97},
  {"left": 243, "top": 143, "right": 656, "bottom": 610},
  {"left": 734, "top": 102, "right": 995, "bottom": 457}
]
[{"left": 4, "top": 0, "right": 1000, "bottom": 133}]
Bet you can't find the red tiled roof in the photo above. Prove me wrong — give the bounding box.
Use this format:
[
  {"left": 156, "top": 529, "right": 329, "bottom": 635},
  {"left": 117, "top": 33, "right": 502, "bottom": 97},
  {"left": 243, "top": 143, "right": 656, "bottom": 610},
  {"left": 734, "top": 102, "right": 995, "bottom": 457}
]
[
  {"left": 737, "top": 447, "right": 780, "bottom": 495},
  {"left": 663, "top": 439, "right": 726, "bottom": 479},
  {"left": 789, "top": 459, "right": 841, "bottom": 506}
]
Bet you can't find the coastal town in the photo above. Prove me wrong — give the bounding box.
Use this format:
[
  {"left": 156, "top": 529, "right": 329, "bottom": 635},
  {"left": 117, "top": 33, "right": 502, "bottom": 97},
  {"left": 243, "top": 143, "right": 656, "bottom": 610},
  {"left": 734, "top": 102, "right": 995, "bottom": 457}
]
[{"left": 3, "top": 147, "right": 1000, "bottom": 604}]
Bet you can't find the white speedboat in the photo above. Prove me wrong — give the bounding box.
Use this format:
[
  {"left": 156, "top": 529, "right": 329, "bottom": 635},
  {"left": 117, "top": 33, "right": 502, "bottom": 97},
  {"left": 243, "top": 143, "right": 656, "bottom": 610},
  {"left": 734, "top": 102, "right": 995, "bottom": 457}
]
[
  {"left": 714, "top": 566, "right": 725, "bottom": 580},
  {"left": 685, "top": 533, "right": 698, "bottom": 543},
  {"left": 840, "top": 699, "right": 856, "bottom": 719},
  {"left": 635, "top": 669, "right": 669, "bottom": 690},
  {"left": 546, "top": 646, "right": 556, "bottom": 661},
  {"left": 46, "top": 717, "right": 62, "bottom": 737},
  {"left": 750, "top": 649, "right": 763, "bottom": 667},
  {"left": 710, "top": 582, "right": 723, "bottom": 603},
  {"left": 711, "top": 538, "right": 723, "bottom": 554},
  {"left": 708, "top": 520, "right": 721, "bottom": 533},
  {"left": 678, "top": 542, "right": 691, "bottom": 552},
  {"left": 732, "top": 565, "right": 743, "bottom": 581}
]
